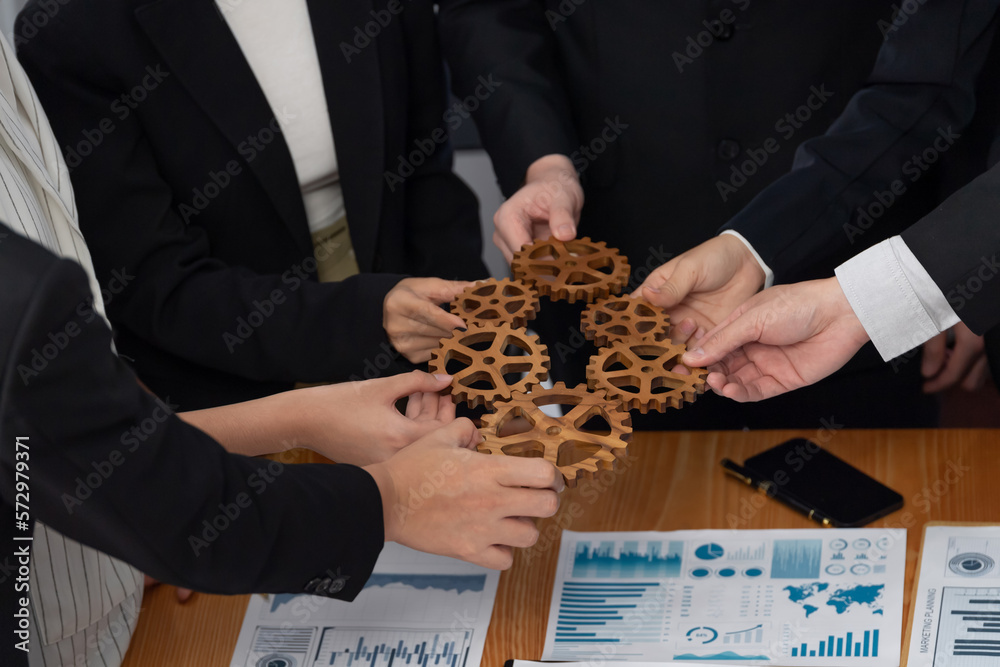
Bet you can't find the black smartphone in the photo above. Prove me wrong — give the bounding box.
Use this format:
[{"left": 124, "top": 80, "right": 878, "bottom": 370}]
[{"left": 727, "top": 439, "right": 903, "bottom": 527}]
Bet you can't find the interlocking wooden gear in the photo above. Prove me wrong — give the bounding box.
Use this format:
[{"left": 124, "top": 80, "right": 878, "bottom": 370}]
[
  {"left": 581, "top": 296, "right": 672, "bottom": 347},
  {"left": 586, "top": 340, "right": 707, "bottom": 413},
  {"left": 511, "top": 237, "right": 630, "bottom": 304},
  {"left": 478, "top": 382, "right": 632, "bottom": 487},
  {"left": 429, "top": 323, "right": 550, "bottom": 408},
  {"left": 451, "top": 278, "right": 539, "bottom": 328}
]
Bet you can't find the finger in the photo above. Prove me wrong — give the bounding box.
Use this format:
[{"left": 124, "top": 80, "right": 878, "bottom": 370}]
[
  {"left": 383, "top": 370, "right": 449, "bottom": 399},
  {"left": 921, "top": 333, "right": 948, "bottom": 379},
  {"left": 644, "top": 261, "right": 699, "bottom": 309},
  {"left": 493, "top": 229, "right": 515, "bottom": 264},
  {"left": 683, "top": 313, "right": 761, "bottom": 367},
  {"left": 495, "top": 457, "right": 564, "bottom": 492},
  {"left": 633, "top": 264, "right": 673, "bottom": 298},
  {"left": 671, "top": 318, "right": 698, "bottom": 345},
  {"left": 495, "top": 206, "right": 534, "bottom": 258},
  {"left": 403, "top": 295, "right": 468, "bottom": 336},
  {"left": 440, "top": 417, "right": 482, "bottom": 449},
  {"left": 176, "top": 587, "right": 194, "bottom": 603},
  {"left": 473, "top": 545, "right": 515, "bottom": 570},
  {"left": 924, "top": 338, "right": 980, "bottom": 393},
  {"left": 404, "top": 391, "right": 421, "bottom": 419},
  {"left": 415, "top": 279, "right": 476, "bottom": 306},
  {"left": 549, "top": 202, "right": 578, "bottom": 241},
  {"left": 502, "top": 487, "right": 561, "bottom": 519},
  {"left": 962, "top": 356, "right": 990, "bottom": 392},
  {"left": 496, "top": 515, "right": 543, "bottom": 548},
  {"left": 419, "top": 389, "right": 439, "bottom": 419},
  {"left": 436, "top": 392, "right": 457, "bottom": 423}
]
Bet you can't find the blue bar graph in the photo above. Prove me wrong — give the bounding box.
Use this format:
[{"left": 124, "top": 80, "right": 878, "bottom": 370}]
[
  {"left": 315, "top": 628, "right": 472, "bottom": 667},
  {"left": 789, "top": 630, "right": 879, "bottom": 658},
  {"left": 771, "top": 540, "right": 822, "bottom": 579},
  {"left": 554, "top": 581, "right": 664, "bottom": 645},
  {"left": 572, "top": 540, "right": 683, "bottom": 578}
]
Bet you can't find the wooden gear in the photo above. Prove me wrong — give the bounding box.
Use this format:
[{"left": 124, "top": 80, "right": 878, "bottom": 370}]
[
  {"left": 511, "top": 237, "right": 630, "bottom": 304},
  {"left": 451, "top": 278, "right": 539, "bottom": 328},
  {"left": 429, "top": 323, "right": 550, "bottom": 408},
  {"left": 581, "top": 296, "right": 672, "bottom": 347},
  {"left": 478, "top": 382, "right": 632, "bottom": 487},
  {"left": 586, "top": 340, "right": 707, "bottom": 413}
]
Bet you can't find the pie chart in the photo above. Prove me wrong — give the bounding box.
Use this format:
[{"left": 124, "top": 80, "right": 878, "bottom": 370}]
[{"left": 695, "top": 543, "right": 725, "bottom": 560}]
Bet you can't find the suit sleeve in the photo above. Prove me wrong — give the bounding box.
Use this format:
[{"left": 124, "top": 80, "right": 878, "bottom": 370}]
[
  {"left": 437, "top": 0, "right": 578, "bottom": 196},
  {"left": 901, "top": 161, "right": 1000, "bottom": 334},
  {"left": 16, "top": 15, "right": 406, "bottom": 386},
  {"left": 0, "top": 254, "right": 383, "bottom": 597},
  {"left": 723, "top": 0, "right": 1000, "bottom": 282}
]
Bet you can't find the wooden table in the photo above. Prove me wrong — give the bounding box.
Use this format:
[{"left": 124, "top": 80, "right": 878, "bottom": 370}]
[{"left": 122, "top": 429, "right": 999, "bottom": 666}]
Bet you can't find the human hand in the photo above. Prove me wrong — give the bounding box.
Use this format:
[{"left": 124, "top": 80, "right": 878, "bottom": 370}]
[
  {"left": 493, "top": 154, "right": 583, "bottom": 262},
  {"left": 364, "top": 419, "right": 563, "bottom": 569},
  {"left": 633, "top": 234, "right": 765, "bottom": 345},
  {"left": 682, "top": 278, "right": 871, "bottom": 401},
  {"left": 144, "top": 574, "right": 193, "bottom": 603},
  {"left": 293, "top": 371, "right": 456, "bottom": 465},
  {"left": 921, "top": 322, "right": 990, "bottom": 393},
  {"left": 383, "top": 278, "right": 471, "bottom": 363}
]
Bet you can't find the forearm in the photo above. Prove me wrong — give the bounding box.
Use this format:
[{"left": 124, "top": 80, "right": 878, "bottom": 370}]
[{"left": 178, "top": 392, "right": 304, "bottom": 458}]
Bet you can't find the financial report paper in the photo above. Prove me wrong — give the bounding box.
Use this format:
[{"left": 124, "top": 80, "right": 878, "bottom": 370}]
[
  {"left": 905, "top": 524, "right": 1000, "bottom": 667},
  {"left": 541, "top": 529, "right": 906, "bottom": 666},
  {"left": 230, "top": 544, "right": 499, "bottom": 667}
]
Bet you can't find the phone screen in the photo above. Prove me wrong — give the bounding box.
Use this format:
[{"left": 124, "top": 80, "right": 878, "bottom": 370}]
[{"left": 742, "top": 439, "right": 903, "bottom": 527}]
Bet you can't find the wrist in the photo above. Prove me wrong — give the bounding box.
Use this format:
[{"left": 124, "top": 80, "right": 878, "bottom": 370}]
[
  {"left": 525, "top": 154, "right": 577, "bottom": 184},
  {"left": 824, "top": 277, "right": 871, "bottom": 346}
]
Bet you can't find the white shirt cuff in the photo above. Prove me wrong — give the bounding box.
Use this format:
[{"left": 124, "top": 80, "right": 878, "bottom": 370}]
[
  {"left": 720, "top": 230, "right": 774, "bottom": 289},
  {"left": 834, "top": 236, "right": 960, "bottom": 361}
]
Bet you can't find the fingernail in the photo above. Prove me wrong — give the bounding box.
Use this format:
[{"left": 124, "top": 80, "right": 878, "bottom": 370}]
[
  {"left": 680, "top": 320, "right": 696, "bottom": 334},
  {"left": 644, "top": 285, "right": 660, "bottom": 294},
  {"left": 685, "top": 348, "right": 705, "bottom": 361},
  {"left": 558, "top": 224, "right": 574, "bottom": 237},
  {"left": 433, "top": 374, "right": 453, "bottom": 382}
]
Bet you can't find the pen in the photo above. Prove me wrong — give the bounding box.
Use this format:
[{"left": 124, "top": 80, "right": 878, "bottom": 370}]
[{"left": 719, "top": 458, "right": 833, "bottom": 527}]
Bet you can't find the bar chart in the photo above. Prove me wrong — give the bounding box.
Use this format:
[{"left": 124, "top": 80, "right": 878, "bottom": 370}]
[
  {"left": 934, "top": 587, "right": 1000, "bottom": 665},
  {"left": 315, "top": 628, "right": 472, "bottom": 667},
  {"left": 790, "top": 630, "right": 880, "bottom": 658},
  {"left": 572, "top": 540, "right": 684, "bottom": 578},
  {"left": 772, "top": 540, "right": 823, "bottom": 579}
]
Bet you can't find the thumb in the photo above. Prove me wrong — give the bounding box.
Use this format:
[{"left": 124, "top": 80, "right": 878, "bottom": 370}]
[
  {"left": 413, "top": 278, "right": 475, "bottom": 304},
  {"left": 683, "top": 310, "right": 759, "bottom": 367},
  {"left": 549, "top": 204, "right": 578, "bottom": 241},
  {"left": 429, "top": 417, "right": 482, "bottom": 450},
  {"left": 387, "top": 371, "right": 454, "bottom": 401},
  {"left": 643, "top": 264, "right": 698, "bottom": 309}
]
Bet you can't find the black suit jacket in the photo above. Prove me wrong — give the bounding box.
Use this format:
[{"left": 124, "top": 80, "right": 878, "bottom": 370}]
[
  {"left": 438, "top": 0, "right": 969, "bottom": 279},
  {"left": 16, "top": 0, "right": 487, "bottom": 410},
  {"left": 1, "top": 226, "right": 383, "bottom": 667}
]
